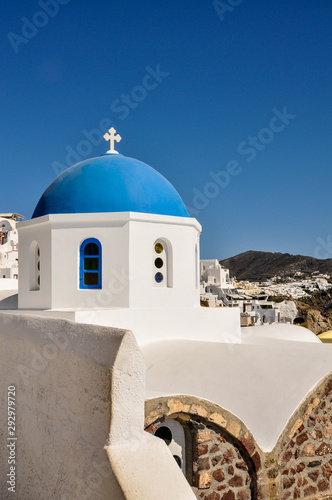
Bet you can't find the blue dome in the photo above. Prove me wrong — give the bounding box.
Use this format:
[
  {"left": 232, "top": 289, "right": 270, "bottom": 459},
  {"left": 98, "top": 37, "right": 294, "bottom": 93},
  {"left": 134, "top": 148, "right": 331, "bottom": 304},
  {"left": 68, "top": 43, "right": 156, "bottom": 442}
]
[{"left": 32, "top": 153, "right": 189, "bottom": 219}]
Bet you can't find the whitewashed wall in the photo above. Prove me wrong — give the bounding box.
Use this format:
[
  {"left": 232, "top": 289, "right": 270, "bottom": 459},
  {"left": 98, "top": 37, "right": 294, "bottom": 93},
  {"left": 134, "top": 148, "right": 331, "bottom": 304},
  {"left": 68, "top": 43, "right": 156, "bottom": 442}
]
[{"left": 18, "top": 212, "right": 201, "bottom": 310}]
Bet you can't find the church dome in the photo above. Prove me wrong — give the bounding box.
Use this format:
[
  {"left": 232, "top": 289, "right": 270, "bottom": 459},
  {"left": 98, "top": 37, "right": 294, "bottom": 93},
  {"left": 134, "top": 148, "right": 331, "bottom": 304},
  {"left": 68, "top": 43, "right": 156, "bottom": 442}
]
[{"left": 32, "top": 153, "right": 189, "bottom": 219}]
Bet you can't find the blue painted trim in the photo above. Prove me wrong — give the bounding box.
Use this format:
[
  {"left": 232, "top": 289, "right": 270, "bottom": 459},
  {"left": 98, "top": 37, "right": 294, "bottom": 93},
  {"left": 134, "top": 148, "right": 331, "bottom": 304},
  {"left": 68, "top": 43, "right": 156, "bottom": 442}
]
[{"left": 79, "top": 238, "right": 102, "bottom": 289}]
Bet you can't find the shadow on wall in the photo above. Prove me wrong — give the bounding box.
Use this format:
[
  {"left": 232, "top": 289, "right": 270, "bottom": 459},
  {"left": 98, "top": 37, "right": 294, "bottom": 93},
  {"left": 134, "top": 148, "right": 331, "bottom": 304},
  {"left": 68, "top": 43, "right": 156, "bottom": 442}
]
[{"left": 0, "top": 292, "right": 18, "bottom": 309}]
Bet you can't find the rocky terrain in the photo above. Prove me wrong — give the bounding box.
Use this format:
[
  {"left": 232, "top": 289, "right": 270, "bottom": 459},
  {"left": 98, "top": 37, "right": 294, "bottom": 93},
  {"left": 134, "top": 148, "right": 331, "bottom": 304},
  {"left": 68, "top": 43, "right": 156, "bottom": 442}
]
[
  {"left": 296, "top": 289, "right": 332, "bottom": 335},
  {"left": 220, "top": 250, "right": 332, "bottom": 281}
]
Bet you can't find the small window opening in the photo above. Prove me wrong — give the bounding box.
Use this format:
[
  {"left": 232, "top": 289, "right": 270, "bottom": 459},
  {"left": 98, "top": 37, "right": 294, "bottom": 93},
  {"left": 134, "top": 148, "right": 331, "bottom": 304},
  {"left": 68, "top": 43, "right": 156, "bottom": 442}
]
[
  {"left": 155, "top": 426, "right": 172, "bottom": 446},
  {"left": 154, "top": 420, "right": 186, "bottom": 475},
  {"left": 79, "top": 238, "right": 102, "bottom": 289},
  {"left": 29, "top": 242, "right": 40, "bottom": 291},
  {"left": 153, "top": 239, "right": 173, "bottom": 288}
]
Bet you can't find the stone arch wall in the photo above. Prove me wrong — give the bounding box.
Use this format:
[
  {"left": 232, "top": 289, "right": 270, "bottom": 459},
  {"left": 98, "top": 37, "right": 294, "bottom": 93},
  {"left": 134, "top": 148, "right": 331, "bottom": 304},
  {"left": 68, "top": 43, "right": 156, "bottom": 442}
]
[
  {"left": 273, "top": 373, "right": 332, "bottom": 500},
  {"left": 145, "top": 396, "right": 265, "bottom": 500}
]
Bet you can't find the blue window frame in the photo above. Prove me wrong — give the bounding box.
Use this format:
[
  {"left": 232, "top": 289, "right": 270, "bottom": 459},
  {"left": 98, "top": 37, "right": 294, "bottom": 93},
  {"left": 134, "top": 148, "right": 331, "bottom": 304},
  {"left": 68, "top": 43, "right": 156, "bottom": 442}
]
[{"left": 79, "top": 238, "right": 102, "bottom": 289}]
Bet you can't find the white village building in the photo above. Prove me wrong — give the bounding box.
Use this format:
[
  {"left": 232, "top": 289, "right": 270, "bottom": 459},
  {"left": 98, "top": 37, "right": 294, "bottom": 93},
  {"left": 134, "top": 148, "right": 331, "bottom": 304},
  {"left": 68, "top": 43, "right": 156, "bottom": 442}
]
[
  {"left": 0, "top": 213, "right": 22, "bottom": 290},
  {"left": 200, "top": 259, "right": 233, "bottom": 307},
  {"left": 1, "top": 130, "right": 332, "bottom": 500},
  {"left": 200, "top": 259, "right": 283, "bottom": 326},
  {"left": 201, "top": 259, "right": 231, "bottom": 288}
]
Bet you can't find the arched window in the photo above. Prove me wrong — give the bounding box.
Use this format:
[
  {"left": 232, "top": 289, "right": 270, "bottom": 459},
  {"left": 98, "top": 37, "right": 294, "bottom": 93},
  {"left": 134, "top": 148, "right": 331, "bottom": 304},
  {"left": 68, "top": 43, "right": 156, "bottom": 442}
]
[
  {"left": 79, "top": 238, "right": 102, "bottom": 289},
  {"left": 153, "top": 239, "right": 173, "bottom": 288},
  {"left": 195, "top": 242, "right": 199, "bottom": 289},
  {"left": 154, "top": 420, "right": 186, "bottom": 474},
  {"left": 29, "top": 241, "right": 40, "bottom": 291}
]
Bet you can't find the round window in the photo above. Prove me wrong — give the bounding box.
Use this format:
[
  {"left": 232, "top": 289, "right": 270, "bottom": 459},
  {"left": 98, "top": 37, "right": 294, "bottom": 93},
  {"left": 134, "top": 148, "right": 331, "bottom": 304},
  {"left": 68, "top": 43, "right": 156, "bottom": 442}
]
[
  {"left": 155, "top": 272, "right": 164, "bottom": 283},
  {"left": 154, "top": 243, "right": 164, "bottom": 254},
  {"left": 154, "top": 258, "right": 163, "bottom": 269},
  {"left": 154, "top": 426, "right": 172, "bottom": 446}
]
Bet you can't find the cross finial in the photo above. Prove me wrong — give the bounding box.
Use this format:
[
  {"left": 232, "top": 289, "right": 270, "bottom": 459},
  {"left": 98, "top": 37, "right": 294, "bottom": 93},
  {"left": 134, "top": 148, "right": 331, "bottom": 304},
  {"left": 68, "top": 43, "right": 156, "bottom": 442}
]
[{"left": 103, "top": 127, "right": 122, "bottom": 153}]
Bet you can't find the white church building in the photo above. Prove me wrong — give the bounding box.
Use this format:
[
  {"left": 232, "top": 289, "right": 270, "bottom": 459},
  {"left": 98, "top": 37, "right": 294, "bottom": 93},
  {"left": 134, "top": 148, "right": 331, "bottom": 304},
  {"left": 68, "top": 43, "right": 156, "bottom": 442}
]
[
  {"left": 1, "top": 129, "right": 332, "bottom": 500},
  {"left": 16, "top": 130, "right": 239, "bottom": 345}
]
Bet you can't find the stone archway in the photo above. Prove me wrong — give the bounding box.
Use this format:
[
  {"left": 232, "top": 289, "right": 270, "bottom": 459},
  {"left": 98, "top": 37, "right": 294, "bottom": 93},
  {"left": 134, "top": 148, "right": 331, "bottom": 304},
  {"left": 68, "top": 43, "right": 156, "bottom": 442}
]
[
  {"left": 145, "top": 396, "right": 265, "bottom": 500},
  {"left": 273, "top": 373, "right": 332, "bottom": 500}
]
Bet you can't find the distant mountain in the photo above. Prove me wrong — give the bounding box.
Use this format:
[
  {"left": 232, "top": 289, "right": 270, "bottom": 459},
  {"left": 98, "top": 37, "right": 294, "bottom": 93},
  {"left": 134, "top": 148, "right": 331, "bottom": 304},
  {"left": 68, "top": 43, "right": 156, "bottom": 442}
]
[{"left": 219, "top": 250, "right": 332, "bottom": 281}]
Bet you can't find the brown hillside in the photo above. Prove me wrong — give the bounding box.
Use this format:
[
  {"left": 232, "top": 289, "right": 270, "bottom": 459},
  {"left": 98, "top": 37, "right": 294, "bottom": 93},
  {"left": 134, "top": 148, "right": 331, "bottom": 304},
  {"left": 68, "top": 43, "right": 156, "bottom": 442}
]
[{"left": 220, "top": 250, "right": 332, "bottom": 281}]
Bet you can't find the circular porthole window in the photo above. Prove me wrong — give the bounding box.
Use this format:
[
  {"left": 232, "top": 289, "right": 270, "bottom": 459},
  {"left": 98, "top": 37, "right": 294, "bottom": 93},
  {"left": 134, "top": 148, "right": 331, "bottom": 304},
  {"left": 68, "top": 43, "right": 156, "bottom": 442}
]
[
  {"left": 154, "top": 258, "right": 163, "bottom": 269},
  {"left": 155, "top": 272, "right": 164, "bottom": 283},
  {"left": 154, "top": 243, "right": 164, "bottom": 254},
  {"left": 154, "top": 426, "right": 172, "bottom": 446}
]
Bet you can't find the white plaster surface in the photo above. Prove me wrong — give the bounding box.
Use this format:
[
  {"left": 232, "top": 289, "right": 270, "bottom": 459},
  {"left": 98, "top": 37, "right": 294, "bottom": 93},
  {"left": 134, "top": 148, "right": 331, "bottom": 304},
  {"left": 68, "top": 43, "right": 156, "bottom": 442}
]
[
  {"left": 18, "top": 212, "right": 201, "bottom": 311},
  {"left": 241, "top": 323, "right": 321, "bottom": 343},
  {"left": 0, "top": 290, "right": 18, "bottom": 303},
  {"left": 0, "top": 313, "right": 126, "bottom": 499},
  {"left": 0, "top": 313, "right": 195, "bottom": 499},
  {"left": 75, "top": 306, "right": 241, "bottom": 345},
  {"left": 108, "top": 436, "right": 196, "bottom": 500},
  {"left": 279, "top": 300, "right": 299, "bottom": 323},
  {"left": 0, "top": 279, "right": 18, "bottom": 291},
  {"left": 0, "top": 305, "right": 242, "bottom": 345},
  {"left": 142, "top": 335, "right": 332, "bottom": 452}
]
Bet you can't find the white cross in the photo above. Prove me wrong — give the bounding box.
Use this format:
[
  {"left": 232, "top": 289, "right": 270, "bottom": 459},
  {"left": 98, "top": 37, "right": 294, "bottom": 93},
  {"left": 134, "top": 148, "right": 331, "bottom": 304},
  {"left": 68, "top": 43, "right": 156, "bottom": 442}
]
[{"left": 103, "top": 127, "right": 122, "bottom": 152}]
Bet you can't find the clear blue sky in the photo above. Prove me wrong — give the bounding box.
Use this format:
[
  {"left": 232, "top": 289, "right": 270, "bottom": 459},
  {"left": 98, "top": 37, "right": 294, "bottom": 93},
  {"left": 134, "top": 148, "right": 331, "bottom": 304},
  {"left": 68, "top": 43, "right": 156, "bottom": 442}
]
[{"left": 2, "top": 0, "right": 332, "bottom": 259}]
